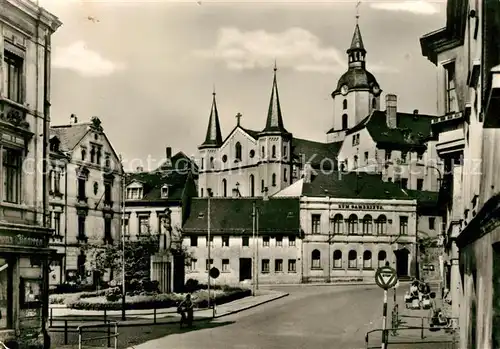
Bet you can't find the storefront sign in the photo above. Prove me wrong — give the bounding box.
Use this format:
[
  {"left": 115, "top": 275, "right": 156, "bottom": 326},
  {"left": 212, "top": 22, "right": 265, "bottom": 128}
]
[
  {"left": 0, "top": 234, "right": 45, "bottom": 247},
  {"left": 337, "top": 204, "right": 384, "bottom": 210},
  {"left": 422, "top": 264, "right": 435, "bottom": 271}
]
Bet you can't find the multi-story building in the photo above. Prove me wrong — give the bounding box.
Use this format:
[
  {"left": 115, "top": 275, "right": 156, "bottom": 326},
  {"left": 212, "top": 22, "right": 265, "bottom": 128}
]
[
  {"left": 48, "top": 115, "right": 123, "bottom": 286},
  {"left": 420, "top": 0, "right": 483, "bottom": 338},
  {"left": 0, "top": 0, "right": 61, "bottom": 347}
]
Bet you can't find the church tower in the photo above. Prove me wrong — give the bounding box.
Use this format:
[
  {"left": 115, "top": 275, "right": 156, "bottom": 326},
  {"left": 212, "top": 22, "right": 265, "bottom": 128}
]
[
  {"left": 198, "top": 91, "right": 223, "bottom": 197},
  {"left": 327, "top": 17, "right": 382, "bottom": 143},
  {"left": 257, "top": 64, "right": 292, "bottom": 197}
]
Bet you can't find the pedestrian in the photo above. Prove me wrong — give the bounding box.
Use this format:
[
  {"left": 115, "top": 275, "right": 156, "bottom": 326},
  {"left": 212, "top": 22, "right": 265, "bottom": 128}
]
[{"left": 178, "top": 294, "right": 194, "bottom": 328}]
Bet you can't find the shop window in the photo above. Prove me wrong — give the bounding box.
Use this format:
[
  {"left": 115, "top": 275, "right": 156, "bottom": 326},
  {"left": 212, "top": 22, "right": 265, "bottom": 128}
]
[
  {"left": 0, "top": 257, "right": 13, "bottom": 329},
  {"left": 3, "top": 148, "right": 22, "bottom": 203}
]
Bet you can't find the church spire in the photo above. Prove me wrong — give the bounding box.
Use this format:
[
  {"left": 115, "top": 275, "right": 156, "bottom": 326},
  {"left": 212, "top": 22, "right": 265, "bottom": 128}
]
[
  {"left": 347, "top": 3, "right": 366, "bottom": 70},
  {"left": 200, "top": 90, "right": 223, "bottom": 148},
  {"left": 261, "top": 62, "right": 289, "bottom": 135}
]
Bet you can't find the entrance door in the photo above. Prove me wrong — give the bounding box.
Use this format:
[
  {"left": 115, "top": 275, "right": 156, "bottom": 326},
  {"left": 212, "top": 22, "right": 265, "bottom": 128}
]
[
  {"left": 394, "top": 249, "right": 409, "bottom": 277},
  {"left": 239, "top": 258, "right": 252, "bottom": 281}
]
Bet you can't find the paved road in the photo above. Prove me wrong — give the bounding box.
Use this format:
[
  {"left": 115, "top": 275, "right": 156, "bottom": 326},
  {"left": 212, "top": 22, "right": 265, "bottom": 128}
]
[{"left": 130, "top": 285, "right": 387, "bottom": 349}]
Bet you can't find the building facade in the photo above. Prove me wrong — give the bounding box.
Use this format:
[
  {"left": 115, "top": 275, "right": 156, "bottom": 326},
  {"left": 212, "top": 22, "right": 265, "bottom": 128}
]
[
  {"left": 0, "top": 0, "right": 61, "bottom": 347},
  {"left": 48, "top": 115, "right": 123, "bottom": 286}
]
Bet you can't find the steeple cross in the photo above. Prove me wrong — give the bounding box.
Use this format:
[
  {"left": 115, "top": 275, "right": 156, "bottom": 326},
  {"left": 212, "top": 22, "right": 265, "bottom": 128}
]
[
  {"left": 236, "top": 112, "right": 242, "bottom": 126},
  {"left": 356, "top": 1, "right": 361, "bottom": 22}
]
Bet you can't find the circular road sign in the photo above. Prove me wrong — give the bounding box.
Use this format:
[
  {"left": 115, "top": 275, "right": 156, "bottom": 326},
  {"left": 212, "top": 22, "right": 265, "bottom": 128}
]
[
  {"left": 209, "top": 267, "right": 220, "bottom": 279},
  {"left": 375, "top": 266, "right": 398, "bottom": 290}
]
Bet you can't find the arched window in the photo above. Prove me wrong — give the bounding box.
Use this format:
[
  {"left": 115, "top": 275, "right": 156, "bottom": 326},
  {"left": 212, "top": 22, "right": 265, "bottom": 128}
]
[
  {"left": 235, "top": 142, "right": 242, "bottom": 161},
  {"left": 311, "top": 249, "right": 321, "bottom": 269},
  {"left": 332, "top": 214, "right": 343, "bottom": 234},
  {"left": 362, "top": 215, "right": 373, "bottom": 234},
  {"left": 372, "top": 97, "right": 377, "bottom": 109},
  {"left": 348, "top": 250, "right": 357, "bottom": 269},
  {"left": 272, "top": 173, "right": 277, "bottom": 187},
  {"left": 333, "top": 250, "right": 342, "bottom": 268},
  {"left": 249, "top": 175, "right": 255, "bottom": 197},
  {"left": 272, "top": 145, "right": 276, "bottom": 158},
  {"left": 261, "top": 180, "right": 265, "bottom": 193},
  {"left": 363, "top": 250, "right": 372, "bottom": 269},
  {"left": 210, "top": 157, "right": 214, "bottom": 168},
  {"left": 378, "top": 251, "right": 387, "bottom": 268},
  {"left": 283, "top": 168, "right": 287, "bottom": 182},
  {"left": 347, "top": 214, "right": 358, "bottom": 234},
  {"left": 375, "top": 215, "right": 387, "bottom": 235},
  {"left": 342, "top": 114, "right": 348, "bottom": 130},
  {"left": 261, "top": 146, "right": 265, "bottom": 158},
  {"left": 222, "top": 179, "right": 227, "bottom": 197},
  {"left": 343, "top": 99, "right": 348, "bottom": 110}
]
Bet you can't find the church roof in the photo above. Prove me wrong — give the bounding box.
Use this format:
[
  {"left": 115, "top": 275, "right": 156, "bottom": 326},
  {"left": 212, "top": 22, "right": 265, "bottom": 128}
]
[
  {"left": 333, "top": 68, "right": 378, "bottom": 95},
  {"left": 292, "top": 138, "right": 342, "bottom": 169},
  {"left": 200, "top": 92, "right": 223, "bottom": 149},
  {"left": 347, "top": 23, "right": 365, "bottom": 53},
  {"left": 260, "top": 65, "right": 290, "bottom": 135},
  {"left": 182, "top": 197, "right": 301, "bottom": 235},
  {"left": 346, "top": 110, "right": 435, "bottom": 150}
]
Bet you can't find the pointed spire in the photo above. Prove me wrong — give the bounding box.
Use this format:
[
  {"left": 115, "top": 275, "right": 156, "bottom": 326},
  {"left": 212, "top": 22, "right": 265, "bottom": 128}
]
[
  {"left": 349, "top": 23, "right": 365, "bottom": 52},
  {"left": 346, "top": 10, "right": 366, "bottom": 70},
  {"left": 200, "top": 90, "right": 223, "bottom": 148},
  {"left": 261, "top": 63, "right": 289, "bottom": 135}
]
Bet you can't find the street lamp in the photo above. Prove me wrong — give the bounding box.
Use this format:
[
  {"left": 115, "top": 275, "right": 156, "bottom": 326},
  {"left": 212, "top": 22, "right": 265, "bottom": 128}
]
[
  {"left": 207, "top": 189, "right": 213, "bottom": 309},
  {"left": 252, "top": 188, "right": 269, "bottom": 295},
  {"left": 119, "top": 155, "right": 126, "bottom": 321}
]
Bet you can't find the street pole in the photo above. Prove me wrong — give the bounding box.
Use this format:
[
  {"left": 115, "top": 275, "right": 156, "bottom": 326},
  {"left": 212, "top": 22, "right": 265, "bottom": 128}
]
[
  {"left": 207, "top": 194, "right": 211, "bottom": 309},
  {"left": 256, "top": 209, "right": 259, "bottom": 292},
  {"left": 381, "top": 289, "right": 388, "bottom": 349},
  {"left": 120, "top": 155, "right": 126, "bottom": 321},
  {"left": 252, "top": 201, "right": 256, "bottom": 296}
]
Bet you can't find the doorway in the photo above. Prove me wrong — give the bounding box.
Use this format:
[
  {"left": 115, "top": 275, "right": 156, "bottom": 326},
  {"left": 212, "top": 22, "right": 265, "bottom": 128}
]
[
  {"left": 394, "top": 248, "right": 409, "bottom": 277},
  {"left": 239, "top": 258, "right": 252, "bottom": 281}
]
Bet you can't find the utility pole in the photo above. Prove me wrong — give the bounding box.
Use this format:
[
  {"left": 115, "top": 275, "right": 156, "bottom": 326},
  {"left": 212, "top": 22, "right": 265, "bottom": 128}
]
[
  {"left": 207, "top": 193, "right": 211, "bottom": 309},
  {"left": 120, "top": 155, "right": 126, "bottom": 321},
  {"left": 252, "top": 201, "right": 256, "bottom": 296}
]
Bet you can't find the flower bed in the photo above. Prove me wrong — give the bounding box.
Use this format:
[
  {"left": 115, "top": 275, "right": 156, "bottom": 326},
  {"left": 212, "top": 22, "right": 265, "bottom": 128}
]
[
  {"left": 50, "top": 289, "right": 110, "bottom": 305},
  {"left": 67, "top": 287, "right": 251, "bottom": 311}
]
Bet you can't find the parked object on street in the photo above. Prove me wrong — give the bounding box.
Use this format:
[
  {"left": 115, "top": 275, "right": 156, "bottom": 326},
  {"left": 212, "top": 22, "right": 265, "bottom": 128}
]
[{"left": 178, "top": 294, "right": 194, "bottom": 328}]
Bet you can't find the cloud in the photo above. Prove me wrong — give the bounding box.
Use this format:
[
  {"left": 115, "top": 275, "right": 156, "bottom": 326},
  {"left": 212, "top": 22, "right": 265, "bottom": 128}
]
[
  {"left": 369, "top": 1, "right": 440, "bottom": 15},
  {"left": 52, "top": 41, "right": 125, "bottom": 77}
]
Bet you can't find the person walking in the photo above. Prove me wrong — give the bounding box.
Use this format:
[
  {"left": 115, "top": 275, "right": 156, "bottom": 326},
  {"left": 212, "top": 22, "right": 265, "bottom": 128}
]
[{"left": 178, "top": 294, "right": 194, "bottom": 328}]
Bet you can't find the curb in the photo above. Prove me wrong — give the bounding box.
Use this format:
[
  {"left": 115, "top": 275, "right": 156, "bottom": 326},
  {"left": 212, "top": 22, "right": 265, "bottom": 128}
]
[{"left": 213, "top": 292, "right": 289, "bottom": 319}]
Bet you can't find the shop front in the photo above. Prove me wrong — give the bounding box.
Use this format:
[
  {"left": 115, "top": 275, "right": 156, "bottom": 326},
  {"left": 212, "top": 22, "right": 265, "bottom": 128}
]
[{"left": 0, "top": 224, "right": 53, "bottom": 349}]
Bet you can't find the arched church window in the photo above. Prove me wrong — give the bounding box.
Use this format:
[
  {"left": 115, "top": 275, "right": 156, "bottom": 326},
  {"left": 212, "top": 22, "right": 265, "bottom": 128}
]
[
  {"left": 343, "top": 99, "right": 348, "bottom": 110},
  {"left": 372, "top": 98, "right": 377, "bottom": 109},
  {"left": 235, "top": 142, "right": 242, "bottom": 161},
  {"left": 272, "top": 173, "right": 276, "bottom": 187},
  {"left": 249, "top": 175, "right": 255, "bottom": 197},
  {"left": 342, "top": 114, "right": 348, "bottom": 130},
  {"left": 261, "top": 146, "right": 265, "bottom": 158},
  {"left": 284, "top": 168, "right": 287, "bottom": 182},
  {"left": 272, "top": 145, "right": 276, "bottom": 158},
  {"left": 222, "top": 179, "right": 227, "bottom": 197}
]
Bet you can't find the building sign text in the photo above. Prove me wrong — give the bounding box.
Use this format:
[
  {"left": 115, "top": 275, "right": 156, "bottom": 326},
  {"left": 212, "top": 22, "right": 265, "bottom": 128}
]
[
  {"left": 0, "top": 234, "right": 45, "bottom": 247},
  {"left": 337, "top": 204, "right": 384, "bottom": 210}
]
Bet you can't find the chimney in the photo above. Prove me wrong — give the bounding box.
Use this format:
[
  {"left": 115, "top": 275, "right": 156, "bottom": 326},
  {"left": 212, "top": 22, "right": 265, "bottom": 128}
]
[
  {"left": 385, "top": 94, "right": 397, "bottom": 129},
  {"left": 70, "top": 114, "right": 78, "bottom": 124},
  {"left": 413, "top": 109, "right": 419, "bottom": 115},
  {"left": 136, "top": 166, "right": 143, "bottom": 172},
  {"left": 303, "top": 162, "right": 313, "bottom": 184},
  {"left": 165, "top": 147, "right": 172, "bottom": 167}
]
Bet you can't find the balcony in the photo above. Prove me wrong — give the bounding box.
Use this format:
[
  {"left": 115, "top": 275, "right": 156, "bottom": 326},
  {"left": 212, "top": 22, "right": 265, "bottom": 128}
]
[
  {"left": 0, "top": 97, "right": 30, "bottom": 131},
  {"left": 431, "top": 112, "right": 466, "bottom": 157}
]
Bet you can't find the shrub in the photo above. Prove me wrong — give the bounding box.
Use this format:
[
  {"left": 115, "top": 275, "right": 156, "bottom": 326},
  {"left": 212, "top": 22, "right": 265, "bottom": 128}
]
[
  {"left": 105, "top": 287, "right": 122, "bottom": 302},
  {"left": 49, "top": 288, "right": 110, "bottom": 305}
]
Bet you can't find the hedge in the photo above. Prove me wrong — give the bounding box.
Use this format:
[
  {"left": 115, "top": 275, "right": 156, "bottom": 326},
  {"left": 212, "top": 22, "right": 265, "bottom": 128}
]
[
  {"left": 49, "top": 288, "right": 110, "bottom": 305},
  {"left": 67, "top": 288, "right": 251, "bottom": 311}
]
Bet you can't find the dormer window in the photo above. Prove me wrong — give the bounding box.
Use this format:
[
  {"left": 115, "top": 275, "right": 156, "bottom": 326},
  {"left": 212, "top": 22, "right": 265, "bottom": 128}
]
[
  {"left": 161, "top": 184, "right": 169, "bottom": 198},
  {"left": 126, "top": 187, "right": 143, "bottom": 200}
]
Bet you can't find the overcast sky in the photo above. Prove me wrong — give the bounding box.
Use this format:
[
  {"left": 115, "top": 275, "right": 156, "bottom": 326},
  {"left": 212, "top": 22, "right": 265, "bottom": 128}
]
[{"left": 39, "top": 0, "right": 446, "bottom": 171}]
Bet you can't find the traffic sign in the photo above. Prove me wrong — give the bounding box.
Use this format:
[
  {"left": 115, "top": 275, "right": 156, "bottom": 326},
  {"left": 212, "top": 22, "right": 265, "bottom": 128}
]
[
  {"left": 209, "top": 267, "right": 220, "bottom": 279},
  {"left": 375, "top": 266, "right": 398, "bottom": 289}
]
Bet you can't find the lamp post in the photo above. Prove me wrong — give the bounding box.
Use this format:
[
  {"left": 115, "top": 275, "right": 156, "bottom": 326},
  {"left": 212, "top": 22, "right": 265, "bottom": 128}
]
[
  {"left": 120, "top": 155, "right": 126, "bottom": 321},
  {"left": 252, "top": 201, "right": 256, "bottom": 296},
  {"left": 207, "top": 189, "right": 212, "bottom": 309}
]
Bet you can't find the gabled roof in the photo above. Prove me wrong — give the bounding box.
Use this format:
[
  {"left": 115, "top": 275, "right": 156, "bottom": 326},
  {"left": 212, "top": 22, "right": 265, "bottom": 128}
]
[
  {"left": 125, "top": 170, "right": 194, "bottom": 202},
  {"left": 346, "top": 110, "right": 435, "bottom": 150},
  {"left": 292, "top": 138, "right": 342, "bottom": 169},
  {"left": 50, "top": 123, "right": 92, "bottom": 152},
  {"left": 302, "top": 171, "right": 413, "bottom": 201},
  {"left": 154, "top": 151, "right": 198, "bottom": 175},
  {"left": 183, "top": 197, "right": 301, "bottom": 235}
]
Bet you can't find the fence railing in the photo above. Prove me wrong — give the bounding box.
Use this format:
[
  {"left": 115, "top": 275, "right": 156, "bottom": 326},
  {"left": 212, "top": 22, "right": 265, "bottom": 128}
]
[
  {"left": 78, "top": 321, "right": 118, "bottom": 349},
  {"left": 365, "top": 326, "right": 459, "bottom": 349}
]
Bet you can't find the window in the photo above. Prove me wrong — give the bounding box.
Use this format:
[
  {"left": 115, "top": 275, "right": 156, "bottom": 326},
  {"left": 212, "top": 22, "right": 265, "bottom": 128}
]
[
  {"left": 364, "top": 151, "right": 369, "bottom": 162},
  {"left": 96, "top": 147, "right": 102, "bottom": 165},
  {"left": 262, "top": 259, "right": 270, "bottom": 273},
  {"left": 4, "top": 51, "right": 23, "bottom": 103},
  {"left": 385, "top": 150, "right": 392, "bottom": 161},
  {"left": 342, "top": 114, "right": 348, "bottom": 129},
  {"left": 81, "top": 149, "right": 86, "bottom": 161},
  {"left": 77, "top": 178, "right": 86, "bottom": 200},
  {"left": 401, "top": 152, "right": 407, "bottom": 163},
  {"left": 311, "top": 214, "right": 321, "bottom": 234},
  {"left": 263, "top": 236, "right": 270, "bottom": 247},
  {"left": 235, "top": 142, "right": 242, "bottom": 161},
  {"left": 104, "top": 183, "right": 112, "bottom": 203},
  {"left": 242, "top": 236, "right": 249, "bottom": 247},
  {"left": 249, "top": 175, "right": 255, "bottom": 197},
  {"left": 190, "top": 236, "right": 198, "bottom": 247},
  {"left": 261, "top": 180, "right": 265, "bottom": 193},
  {"left": 138, "top": 216, "right": 149, "bottom": 235},
  {"left": 272, "top": 145, "right": 276, "bottom": 158},
  {"left": 284, "top": 168, "right": 287, "bottom": 182},
  {"left": 78, "top": 216, "right": 86, "bottom": 239},
  {"left": 401, "top": 178, "right": 408, "bottom": 189},
  {"left": 3, "top": 148, "right": 22, "bottom": 203},
  {"left": 210, "top": 157, "right": 214, "bottom": 168},
  {"left": 288, "top": 236, "right": 296, "bottom": 246},
  {"left": 276, "top": 236, "right": 283, "bottom": 247},
  {"left": 201, "top": 188, "right": 204, "bottom": 197},
  {"left": 105, "top": 154, "right": 111, "bottom": 167},
  {"left": 54, "top": 170, "right": 61, "bottom": 193},
  {"left": 161, "top": 184, "right": 169, "bottom": 198},
  {"left": 352, "top": 134, "right": 360, "bottom": 146},
  {"left": 77, "top": 251, "right": 86, "bottom": 280},
  {"left": 222, "top": 179, "right": 227, "bottom": 197},
  {"left": 283, "top": 145, "right": 287, "bottom": 158},
  {"left": 429, "top": 217, "right": 436, "bottom": 230},
  {"left": 189, "top": 259, "right": 197, "bottom": 271},
  {"left": 343, "top": 99, "right": 347, "bottom": 110},
  {"left": 90, "top": 146, "right": 95, "bottom": 163},
  {"left": 126, "top": 188, "right": 142, "bottom": 200},
  {"left": 123, "top": 218, "right": 129, "bottom": 235},
  {"left": 417, "top": 153, "right": 423, "bottom": 161},
  {"left": 399, "top": 216, "right": 408, "bottom": 235},
  {"left": 222, "top": 236, "right": 229, "bottom": 247},
  {"left": 104, "top": 218, "right": 112, "bottom": 243},
  {"left": 288, "top": 259, "right": 296, "bottom": 272},
  {"left": 417, "top": 178, "right": 424, "bottom": 191},
  {"left": 363, "top": 251, "right": 372, "bottom": 269},
  {"left": 362, "top": 215, "right": 372, "bottom": 234},
  {"left": 332, "top": 214, "right": 343, "bottom": 234},
  {"left": 53, "top": 212, "right": 61, "bottom": 236},
  {"left": 444, "top": 62, "right": 459, "bottom": 113},
  {"left": 275, "top": 259, "right": 283, "bottom": 272},
  {"left": 208, "top": 236, "right": 214, "bottom": 247},
  {"left": 222, "top": 259, "right": 229, "bottom": 272},
  {"left": 333, "top": 250, "right": 342, "bottom": 268},
  {"left": 347, "top": 214, "right": 358, "bottom": 234},
  {"left": 261, "top": 146, "right": 265, "bottom": 158},
  {"left": 388, "top": 177, "right": 392, "bottom": 182},
  {"left": 372, "top": 98, "right": 376, "bottom": 109},
  {"left": 375, "top": 215, "right": 387, "bottom": 235},
  {"left": 205, "top": 259, "right": 213, "bottom": 271},
  {"left": 201, "top": 158, "right": 204, "bottom": 170},
  {"left": 311, "top": 249, "right": 321, "bottom": 269},
  {"left": 272, "top": 173, "right": 277, "bottom": 187},
  {"left": 378, "top": 251, "right": 387, "bottom": 268},
  {"left": 348, "top": 250, "right": 357, "bottom": 269}
]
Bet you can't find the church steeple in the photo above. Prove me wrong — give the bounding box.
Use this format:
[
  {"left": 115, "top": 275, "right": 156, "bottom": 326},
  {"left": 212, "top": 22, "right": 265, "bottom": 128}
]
[
  {"left": 261, "top": 62, "right": 289, "bottom": 135},
  {"left": 199, "top": 90, "right": 223, "bottom": 148},
  {"left": 347, "top": 17, "right": 366, "bottom": 69}
]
